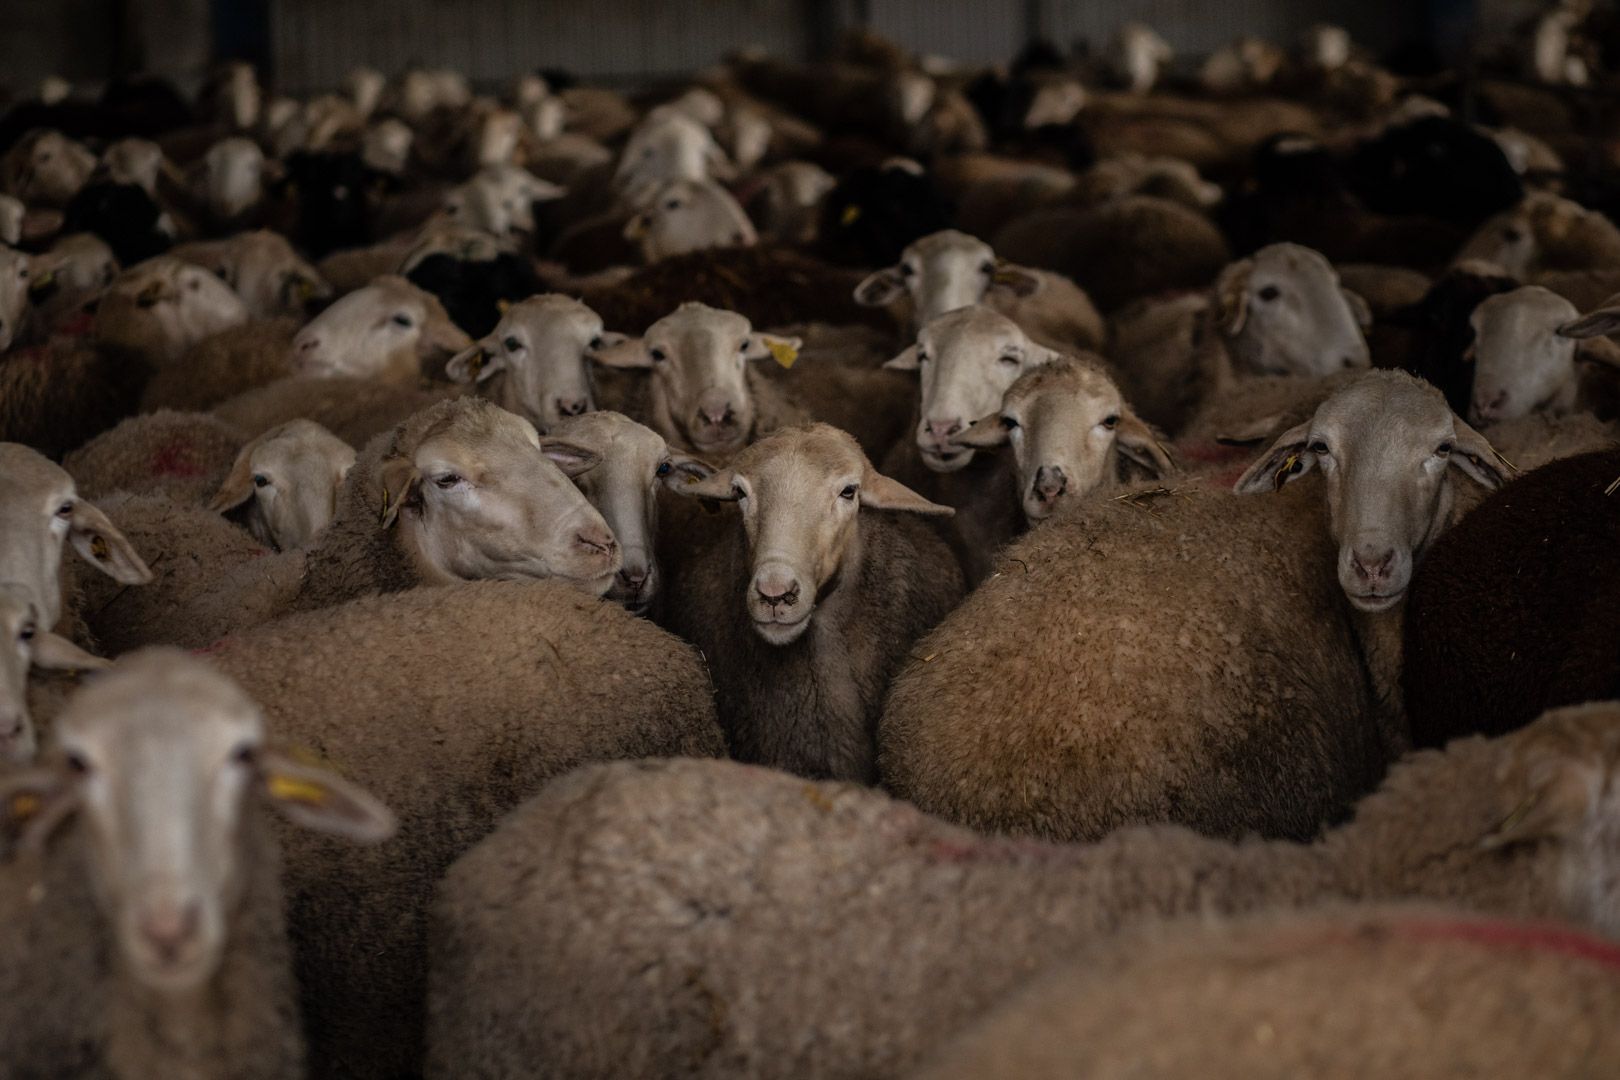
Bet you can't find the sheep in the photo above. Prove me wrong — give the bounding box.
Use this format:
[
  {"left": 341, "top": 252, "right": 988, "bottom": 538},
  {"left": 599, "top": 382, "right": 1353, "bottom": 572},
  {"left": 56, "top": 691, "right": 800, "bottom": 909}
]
[
  {"left": 199, "top": 578, "right": 724, "bottom": 1080},
  {"left": 444, "top": 293, "right": 624, "bottom": 431},
  {"left": 170, "top": 230, "right": 332, "bottom": 320},
  {"left": 1377, "top": 262, "right": 1523, "bottom": 417},
  {"left": 60, "top": 179, "right": 175, "bottom": 268},
  {"left": 188, "top": 136, "right": 270, "bottom": 228},
  {"left": 853, "top": 229, "right": 1105, "bottom": 351},
  {"left": 207, "top": 419, "right": 355, "bottom": 551},
  {"left": 0, "top": 243, "right": 31, "bottom": 351},
  {"left": 0, "top": 649, "right": 396, "bottom": 1079},
  {"left": 660, "top": 423, "right": 963, "bottom": 781},
  {"left": 28, "top": 231, "right": 119, "bottom": 328},
  {"left": 0, "top": 443, "right": 153, "bottom": 644},
  {"left": 992, "top": 195, "right": 1231, "bottom": 314},
  {"left": 141, "top": 275, "right": 470, "bottom": 413},
  {"left": 910, "top": 906, "right": 1620, "bottom": 1080},
  {"left": 1111, "top": 243, "right": 1372, "bottom": 436},
  {"left": 1464, "top": 286, "right": 1620, "bottom": 425},
  {"left": 614, "top": 109, "right": 734, "bottom": 208},
  {"left": 1109, "top": 22, "right": 1173, "bottom": 92},
  {"left": 1404, "top": 447, "right": 1620, "bottom": 749},
  {"left": 212, "top": 375, "right": 455, "bottom": 446},
  {"left": 547, "top": 410, "right": 714, "bottom": 613},
  {"left": 443, "top": 163, "right": 565, "bottom": 239},
  {"left": 749, "top": 161, "right": 837, "bottom": 245},
  {"left": 1456, "top": 192, "right": 1620, "bottom": 277},
  {"left": 947, "top": 355, "right": 1175, "bottom": 525},
  {"left": 64, "top": 409, "right": 244, "bottom": 506},
  {"left": 424, "top": 699, "right": 1620, "bottom": 1080},
  {"left": 74, "top": 397, "right": 625, "bottom": 652},
  {"left": 589, "top": 301, "right": 806, "bottom": 459},
  {"left": 625, "top": 178, "right": 758, "bottom": 263},
  {"left": 94, "top": 256, "right": 250, "bottom": 368},
  {"left": 405, "top": 247, "right": 545, "bottom": 338},
  {"left": 881, "top": 373, "right": 1508, "bottom": 843},
  {"left": 1, "top": 128, "right": 97, "bottom": 206},
  {"left": 0, "top": 584, "right": 107, "bottom": 764}
]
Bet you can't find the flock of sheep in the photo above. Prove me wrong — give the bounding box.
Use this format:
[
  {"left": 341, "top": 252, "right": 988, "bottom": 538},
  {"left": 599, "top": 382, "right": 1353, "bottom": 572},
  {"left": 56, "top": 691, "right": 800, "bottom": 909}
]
[{"left": 3, "top": 5, "right": 1620, "bottom": 1077}]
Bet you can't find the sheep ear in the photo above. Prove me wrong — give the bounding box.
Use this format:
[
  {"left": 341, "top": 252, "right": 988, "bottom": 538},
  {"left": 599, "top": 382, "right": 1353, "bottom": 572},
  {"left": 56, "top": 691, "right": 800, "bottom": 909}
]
[
  {"left": 1215, "top": 411, "right": 1287, "bottom": 447},
  {"left": 589, "top": 337, "right": 654, "bottom": 369},
  {"left": 745, "top": 333, "right": 801, "bottom": 369},
  {"left": 1114, "top": 410, "right": 1176, "bottom": 478},
  {"left": 1213, "top": 258, "right": 1253, "bottom": 336},
  {"left": 671, "top": 468, "right": 740, "bottom": 502},
  {"left": 68, "top": 502, "right": 153, "bottom": 585},
  {"left": 591, "top": 331, "right": 630, "bottom": 353},
  {"left": 623, "top": 213, "right": 651, "bottom": 241},
  {"left": 258, "top": 749, "right": 397, "bottom": 844},
  {"left": 1341, "top": 287, "right": 1372, "bottom": 331},
  {"left": 1232, "top": 419, "right": 1316, "bottom": 495},
  {"left": 1450, "top": 418, "right": 1513, "bottom": 490},
  {"left": 1557, "top": 306, "right": 1620, "bottom": 340},
  {"left": 418, "top": 311, "right": 473, "bottom": 362},
  {"left": 658, "top": 452, "right": 718, "bottom": 492},
  {"left": 30, "top": 631, "right": 108, "bottom": 672},
  {"left": 445, "top": 343, "right": 503, "bottom": 384},
  {"left": 0, "top": 765, "right": 80, "bottom": 856},
  {"left": 859, "top": 470, "right": 954, "bottom": 516},
  {"left": 952, "top": 413, "right": 1010, "bottom": 449},
  {"left": 1482, "top": 740, "right": 1597, "bottom": 850},
  {"left": 1576, "top": 336, "right": 1620, "bottom": 372},
  {"left": 990, "top": 263, "right": 1042, "bottom": 299},
  {"left": 883, "top": 344, "right": 921, "bottom": 371},
  {"left": 540, "top": 439, "right": 600, "bottom": 477},
  {"left": 853, "top": 267, "right": 906, "bottom": 307},
  {"left": 375, "top": 456, "right": 422, "bottom": 529},
  {"left": 208, "top": 434, "right": 270, "bottom": 514}
]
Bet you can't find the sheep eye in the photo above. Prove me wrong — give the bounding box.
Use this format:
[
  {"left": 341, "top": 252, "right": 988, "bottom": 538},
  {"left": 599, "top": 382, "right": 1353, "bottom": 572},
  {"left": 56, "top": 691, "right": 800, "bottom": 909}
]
[
  {"left": 650, "top": 347, "right": 667, "bottom": 362},
  {"left": 1102, "top": 414, "right": 1120, "bottom": 430},
  {"left": 56, "top": 500, "right": 74, "bottom": 517},
  {"left": 589, "top": 336, "right": 603, "bottom": 350},
  {"left": 1503, "top": 227, "right": 1523, "bottom": 243},
  {"left": 502, "top": 336, "right": 522, "bottom": 351},
  {"left": 899, "top": 264, "right": 916, "bottom": 278},
  {"left": 739, "top": 340, "right": 750, "bottom": 353},
  {"left": 392, "top": 314, "right": 414, "bottom": 327},
  {"left": 664, "top": 199, "right": 681, "bottom": 211},
  {"left": 434, "top": 473, "right": 462, "bottom": 489},
  {"left": 731, "top": 483, "right": 746, "bottom": 500},
  {"left": 252, "top": 474, "right": 270, "bottom": 488},
  {"left": 1436, "top": 441, "right": 1453, "bottom": 456},
  {"left": 64, "top": 751, "right": 90, "bottom": 775},
  {"left": 19, "top": 624, "right": 35, "bottom": 643},
  {"left": 980, "top": 260, "right": 995, "bottom": 274},
  {"left": 839, "top": 484, "right": 858, "bottom": 500},
  {"left": 999, "top": 353, "right": 1020, "bottom": 366},
  {"left": 17, "top": 268, "right": 27, "bottom": 279},
  {"left": 231, "top": 744, "right": 258, "bottom": 766},
  {"left": 1257, "top": 285, "right": 1281, "bottom": 302},
  {"left": 1000, "top": 415, "right": 1020, "bottom": 430},
  {"left": 916, "top": 351, "right": 929, "bottom": 364},
  {"left": 1308, "top": 440, "right": 1330, "bottom": 455},
  {"left": 655, "top": 461, "right": 672, "bottom": 478}
]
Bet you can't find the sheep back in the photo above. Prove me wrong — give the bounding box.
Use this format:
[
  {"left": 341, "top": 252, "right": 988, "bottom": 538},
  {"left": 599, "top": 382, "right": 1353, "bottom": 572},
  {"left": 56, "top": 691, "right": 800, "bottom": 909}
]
[
  {"left": 65, "top": 409, "right": 244, "bottom": 505},
  {"left": 212, "top": 375, "right": 456, "bottom": 444},
  {"left": 0, "top": 337, "right": 149, "bottom": 458},
  {"left": 139, "top": 318, "right": 299, "bottom": 413}
]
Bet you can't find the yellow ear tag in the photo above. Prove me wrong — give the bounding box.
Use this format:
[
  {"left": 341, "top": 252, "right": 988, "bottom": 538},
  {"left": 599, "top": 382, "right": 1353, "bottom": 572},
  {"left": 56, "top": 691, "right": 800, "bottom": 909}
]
[
  {"left": 32, "top": 269, "right": 55, "bottom": 289},
  {"left": 1273, "top": 453, "right": 1301, "bottom": 491},
  {"left": 466, "top": 351, "right": 484, "bottom": 377},
  {"left": 268, "top": 773, "right": 328, "bottom": 805},
  {"left": 378, "top": 486, "right": 393, "bottom": 525},
  {"left": 496, "top": 298, "right": 511, "bottom": 313},
  {"left": 8, "top": 793, "right": 40, "bottom": 822},
  {"left": 840, "top": 204, "right": 861, "bottom": 226},
  {"left": 767, "top": 340, "right": 798, "bottom": 369},
  {"left": 90, "top": 535, "right": 109, "bottom": 560},
  {"left": 294, "top": 278, "right": 314, "bottom": 300}
]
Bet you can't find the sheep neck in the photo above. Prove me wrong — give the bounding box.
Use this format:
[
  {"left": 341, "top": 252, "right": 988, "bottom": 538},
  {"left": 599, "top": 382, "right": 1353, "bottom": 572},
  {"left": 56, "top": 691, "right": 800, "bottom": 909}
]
[{"left": 1348, "top": 600, "right": 1407, "bottom": 754}]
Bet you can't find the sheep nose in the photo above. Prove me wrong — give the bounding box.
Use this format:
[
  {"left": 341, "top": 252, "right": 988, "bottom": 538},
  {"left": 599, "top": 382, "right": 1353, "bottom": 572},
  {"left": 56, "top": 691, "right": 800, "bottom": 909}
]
[
  {"left": 555, "top": 397, "right": 589, "bottom": 417},
  {"left": 925, "top": 418, "right": 962, "bottom": 441},
  {"left": 296, "top": 335, "right": 320, "bottom": 353},
  {"left": 575, "top": 526, "right": 617, "bottom": 558},
  {"left": 138, "top": 902, "right": 201, "bottom": 961},
  {"left": 617, "top": 565, "right": 650, "bottom": 593},
  {"left": 754, "top": 574, "right": 801, "bottom": 610},
  {"left": 1033, "top": 466, "right": 1068, "bottom": 504},
  {"left": 1351, "top": 546, "right": 1396, "bottom": 584},
  {"left": 699, "top": 404, "right": 733, "bottom": 428}
]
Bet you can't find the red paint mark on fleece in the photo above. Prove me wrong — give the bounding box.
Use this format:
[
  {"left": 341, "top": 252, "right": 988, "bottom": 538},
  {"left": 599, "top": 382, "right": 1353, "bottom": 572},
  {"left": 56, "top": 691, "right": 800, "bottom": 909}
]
[
  {"left": 149, "top": 440, "right": 206, "bottom": 479},
  {"left": 1397, "top": 918, "right": 1620, "bottom": 972},
  {"left": 55, "top": 310, "right": 96, "bottom": 339},
  {"left": 190, "top": 638, "right": 231, "bottom": 657}
]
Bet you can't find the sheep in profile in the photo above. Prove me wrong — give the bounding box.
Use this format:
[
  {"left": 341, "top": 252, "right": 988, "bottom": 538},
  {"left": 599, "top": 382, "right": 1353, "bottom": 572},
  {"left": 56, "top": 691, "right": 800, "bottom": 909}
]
[
  {"left": 170, "top": 229, "right": 332, "bottom": 320},
  {"left": 662, "top": 423, "right": 963, "bottom": 781},
  {"left": 445, "top": 293, "right": 626, "bottom": 431},
  {"left": 912, "top": 906, "right": 1620, "bottom": 1080},
  {"left": 425, "top": 701, "right": 1620, "bottom": 1080},
  {"left": 208, "top": 419, "right": 355, "bottom": 550},
  {"left": 882, "top": 372, "right": 1506, "bottom": 843},
  {"left": 624, "top": 178, "right": 758, "bottom": 263},
  {"left": 852, "top": 228, "right": 1105, "bottom": 351},
  {"left": 0, "top": 649, "right": 395, "bottom": 1079},
  {"left": 1465, "top": 286, "right": 1620, "bottom": 425}
]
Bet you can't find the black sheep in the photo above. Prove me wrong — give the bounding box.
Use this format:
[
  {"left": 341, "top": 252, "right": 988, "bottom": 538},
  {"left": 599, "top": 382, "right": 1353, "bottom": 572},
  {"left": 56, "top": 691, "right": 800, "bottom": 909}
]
[
  {"left": 1343, "top": 116, "right": 1523, "bottom": 229},
  {"left": 406, "top": 252, "right": 544, "bottom": 338},
  {"left": 816, "top": 163, "right": 953, "bottom": 268},
  {"left": 60, "top": 181, "right": 172, "bottom": 266},
  {"left": 1380, "top": 265, "right": 1521, "bottom": 416},
  {"left": 273, "top": 151, "right": 385, "bottom": 258},
  {"left": 1403, "top": 448, "right": 1620, "bottom": 747}
]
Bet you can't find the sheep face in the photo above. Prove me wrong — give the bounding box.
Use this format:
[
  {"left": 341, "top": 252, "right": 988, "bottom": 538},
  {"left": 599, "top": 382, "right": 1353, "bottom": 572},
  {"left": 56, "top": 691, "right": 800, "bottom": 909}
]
[
  {"left": 855, "top": 230, "right": 1043, "bottom": 330},
  {"left": 952, "top": 358, "right": 1173, "bottom": 524},
  {"left": 290, "top": 276, "right": 470, "bottom": 382},
  {"left": 30, "top": 233, "right": 118, "bottom": 322},
  {"left": 345, "top": 67, "right": 387, "bottom": 118},
  {"left": 615, "top": 112, "right": 730, "bottom": 207},
  {"left": 0, "top": 585, "right": 105, "bottom": 765},
  {"left": 1, "top": 130, "right": 97, "bottom": 206},
  {"left": 472, "top": 107, "right": 524, "bottom": 169},
  {"left": 592, "top": 303, "right": 800, "bottom": 458},
  {"left": 444, "top": 164, "right": 563, "bottom": 238},
  {"left": 676, "top": 424, "right": 949, "bottom": 644},
  {"left": 376, "top": 402, "right": 621, "bottom": 595},
  {"left": 552, "top": 411, "right": 715, "bottom": 613},
  {"left": 1214, "top": 244, "right": 1370, "bottom": 378},
  {"left": 886, "top": 306, "right": 1058, "bottom": 473},
  {"left": 174, "top": 230, "right": 330, "bottom": 320},
  {"left": 0, "top": 246, "right": 30, "bottom": 351},
  {"left": 198, "top": 137, "right": 267, "bottom": 221},
  {"left": 100, "top": 138, "right": 166, "bottom": 196},
  {"left": 447, "top": 295, "right": 617, "bottom": 432},
  {"left": 1235, "top": 372, "right": 1506, "bottom": 612},
  {"left": 210, "top": 420, "right": 355, "bottom": 551},
  {"left": 0, "top": 444, "right": 152, "bottom": 631},
  {"left": 96, "top": 257, "right": 250, "bottom": 364},
  {"left": 362, "top": 118, "right": 415, "bottom": 176},
  {"left": 624, "top": 179, "right": 758, "bottom": 263},
  {"left": 0, "top": 652, "right": 393, "bottom": 992},
  {"left": 1466, "top": 286, "right": 1588, "bottom": 425}
]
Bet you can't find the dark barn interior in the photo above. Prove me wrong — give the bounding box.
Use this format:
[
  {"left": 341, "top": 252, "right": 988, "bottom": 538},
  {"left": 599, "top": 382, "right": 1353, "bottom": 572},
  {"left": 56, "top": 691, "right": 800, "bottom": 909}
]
[{"left": 4, "top": 1, "right": 1620, "bottom": 1078}]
